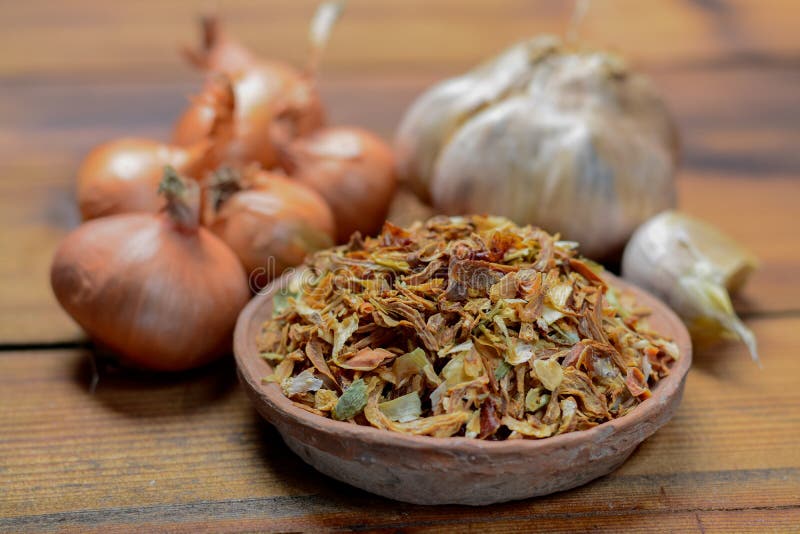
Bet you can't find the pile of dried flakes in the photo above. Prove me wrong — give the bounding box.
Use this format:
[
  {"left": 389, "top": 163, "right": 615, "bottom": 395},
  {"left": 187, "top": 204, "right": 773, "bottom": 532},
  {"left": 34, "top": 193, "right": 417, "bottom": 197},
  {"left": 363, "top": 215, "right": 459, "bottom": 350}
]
[{"left": 258, "top": 215, "right": 678, "bottom": 440}]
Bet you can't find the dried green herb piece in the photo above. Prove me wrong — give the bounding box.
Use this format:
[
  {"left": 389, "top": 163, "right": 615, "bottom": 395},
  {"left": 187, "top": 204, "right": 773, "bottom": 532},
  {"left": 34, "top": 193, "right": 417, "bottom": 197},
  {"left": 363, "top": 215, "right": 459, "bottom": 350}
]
[
  {"left": 332, "top": 379, "right": 368, "bottom": 420},
  {"left": 272, "top": 290, "right": 299, "bottom": 318},
  {"left": 494, "top": 360, "right": 512, "bottom": 380},
  {"left": 260, "top": 352, "right": 285, "bottom": 363},
  {"left": 525, "top": 387, "right": 550, "bottom": 412}
]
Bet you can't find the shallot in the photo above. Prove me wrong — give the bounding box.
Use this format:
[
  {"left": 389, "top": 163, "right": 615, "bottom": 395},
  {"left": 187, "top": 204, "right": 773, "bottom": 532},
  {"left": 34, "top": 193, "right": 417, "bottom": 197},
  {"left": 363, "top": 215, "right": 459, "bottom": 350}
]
[
  {"left": 78, "top": 79, "right": 233, "bottom": 221},
  {"left": 52, "top": 168, "right": 250, "bottom": 371},
  {"left": 205, "top": 167, "right": 336, "bottom": 286},
  {"left": 282, "top": 126, "right": 396, "bottom": 242},
  {"left": 173, "top": 2, "right": 346, "bottom": 167}
]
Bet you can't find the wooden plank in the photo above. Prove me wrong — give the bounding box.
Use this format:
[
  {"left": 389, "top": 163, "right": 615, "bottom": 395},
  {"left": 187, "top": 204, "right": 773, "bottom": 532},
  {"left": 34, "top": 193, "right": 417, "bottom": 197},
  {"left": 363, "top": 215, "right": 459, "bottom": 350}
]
[
  {"left": 677, "top": 174, "right": 800, "bottom": 318},
  {"left": 3, "top": 65, "right": 799, "bottom": 175},
  {"left": 0, "top": 174, "right": 83, "bottom": 344},
  {"left": 655, "top": 65, "right": 800, "bottom": 176},
  {"left": 1, "top": 316, "right": 798, "bottom": 530},
  {"left": 696, "top": 508, "right": 800, "bottom": 534},
  {"left": 5, "top": 504, "right": 799, "bottom": 533},
  {"left": 0, "top": 170, "right": 794, "bottom": 345},
  {"left": 397, "top": 508, "right": 800, "bottom": 533},
  {"left": 0, "top": 65, "right": 796, "bottom": 347},
  {"left": 0, "top": 0, "right": 797, "bottom": 78}
]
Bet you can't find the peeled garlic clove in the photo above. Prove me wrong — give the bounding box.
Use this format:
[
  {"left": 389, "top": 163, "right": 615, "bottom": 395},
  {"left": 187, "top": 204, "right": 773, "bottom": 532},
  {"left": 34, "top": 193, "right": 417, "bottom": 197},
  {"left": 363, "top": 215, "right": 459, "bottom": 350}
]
[{"left": 622, "top": 211, "right": 759, "bottom": 363}]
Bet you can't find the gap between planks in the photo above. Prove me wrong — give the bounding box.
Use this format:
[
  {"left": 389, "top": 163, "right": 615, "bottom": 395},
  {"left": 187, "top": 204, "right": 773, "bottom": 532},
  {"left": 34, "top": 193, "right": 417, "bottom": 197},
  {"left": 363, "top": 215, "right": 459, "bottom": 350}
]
[
  {"left": 348, "top": 504, "right": 800, "bottom": 532},
  {"left": 1, "top": 491, "right": 797, "bottom": 532},
  {"left": 0, "top": 340, "right": 89, "bottom": 352}
]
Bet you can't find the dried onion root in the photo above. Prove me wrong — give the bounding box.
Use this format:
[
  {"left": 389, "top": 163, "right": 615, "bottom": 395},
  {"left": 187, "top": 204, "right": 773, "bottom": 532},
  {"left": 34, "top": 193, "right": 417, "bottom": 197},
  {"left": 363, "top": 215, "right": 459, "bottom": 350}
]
[{"left": 258, "top": 215, "right": 678, "bottom": 440}]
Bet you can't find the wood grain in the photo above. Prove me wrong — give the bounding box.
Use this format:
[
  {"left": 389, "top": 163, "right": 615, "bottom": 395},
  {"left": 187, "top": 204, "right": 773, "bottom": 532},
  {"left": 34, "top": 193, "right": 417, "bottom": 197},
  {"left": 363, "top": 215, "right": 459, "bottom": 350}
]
[
  {"left": 1, "top": 317, "right": 797, "bottom": 531},
  {"left": 0, "top": 0, "right": 798, "bottom": 531},
  {"left": 1, "top": 64, "right": 798, "bottom": 345},
  {"left": 1, "top": 170, "right": 794, "bottom": 345},
  {"left": 0, "top": 0, "right": 798, "bottom": 77},
  {"left": 3, "top": 62, "right": 799, "bottom": 174}
]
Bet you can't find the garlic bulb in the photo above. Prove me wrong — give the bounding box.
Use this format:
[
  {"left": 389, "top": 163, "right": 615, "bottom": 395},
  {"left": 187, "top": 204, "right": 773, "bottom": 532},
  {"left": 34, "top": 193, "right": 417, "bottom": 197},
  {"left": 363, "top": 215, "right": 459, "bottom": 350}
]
[
  {"left": 622, "top": 211, "right": 759, "bottom": 363},
  {"left": 395, "top": 35, "right": 678, "bottom": 260}
]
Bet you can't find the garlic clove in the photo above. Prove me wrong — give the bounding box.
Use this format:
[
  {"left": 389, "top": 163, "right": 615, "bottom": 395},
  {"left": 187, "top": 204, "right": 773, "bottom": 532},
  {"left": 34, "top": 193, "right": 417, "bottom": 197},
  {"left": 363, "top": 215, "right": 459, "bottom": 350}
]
[
  {"left": 622, "top": 211, "right": 759, "bottom": 364},
  {"left": 395, "top": 36, "right": 560, "bottom": 201},
  {"left": 676, "top": 275, "right": 758, "bottom": 363},
  {"left": 676, "top": 213, "right": 757, "bottom": 294}
]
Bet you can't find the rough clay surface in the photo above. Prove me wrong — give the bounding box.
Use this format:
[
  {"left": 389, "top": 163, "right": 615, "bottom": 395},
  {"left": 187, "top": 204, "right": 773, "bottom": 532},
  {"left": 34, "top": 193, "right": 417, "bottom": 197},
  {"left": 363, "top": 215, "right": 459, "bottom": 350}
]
[{"left": 234, "top": 273, "right": 692, "bottom": 505}]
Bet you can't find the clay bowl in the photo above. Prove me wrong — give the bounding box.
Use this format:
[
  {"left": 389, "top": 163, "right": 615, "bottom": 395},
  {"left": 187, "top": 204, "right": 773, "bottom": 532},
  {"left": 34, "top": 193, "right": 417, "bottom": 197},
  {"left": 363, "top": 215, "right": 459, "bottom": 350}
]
[{"left": 234, "top": 274, "right": 691, "bottom": 505}]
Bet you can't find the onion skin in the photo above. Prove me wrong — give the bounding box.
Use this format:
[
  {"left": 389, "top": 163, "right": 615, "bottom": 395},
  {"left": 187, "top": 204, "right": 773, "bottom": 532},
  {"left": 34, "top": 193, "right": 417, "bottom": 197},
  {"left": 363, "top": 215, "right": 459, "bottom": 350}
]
[
  {"left": 182, "top": 15, "right": 256, "bottom": 73},
  {"left": 51, "top": 213, "right": 250, "bottom": 371},
  {"left": 208, "top": 171, "right": 336, "bottom": 282},
  {"left": 175, "top": 17, "right": 325, "bottom": 168},
  {"left": 77, "top": 138, "right": 214, "bottom": 221},
  {"left": 284, "top": 127, "right": 397, "bottom": 243}
]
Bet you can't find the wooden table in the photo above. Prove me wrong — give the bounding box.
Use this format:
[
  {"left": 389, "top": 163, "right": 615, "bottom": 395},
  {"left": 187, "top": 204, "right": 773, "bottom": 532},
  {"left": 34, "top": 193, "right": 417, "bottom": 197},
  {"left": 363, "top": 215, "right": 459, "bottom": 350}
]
[{"left": 1, "top": 1, "right": 798, "bottom": 532}]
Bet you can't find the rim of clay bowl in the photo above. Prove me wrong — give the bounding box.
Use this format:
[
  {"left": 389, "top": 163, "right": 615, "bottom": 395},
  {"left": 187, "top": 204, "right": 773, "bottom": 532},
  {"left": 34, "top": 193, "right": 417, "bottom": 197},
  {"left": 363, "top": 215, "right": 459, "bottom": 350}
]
[{"left": 234, "top": 271, "right": 692, "bottom": 455}]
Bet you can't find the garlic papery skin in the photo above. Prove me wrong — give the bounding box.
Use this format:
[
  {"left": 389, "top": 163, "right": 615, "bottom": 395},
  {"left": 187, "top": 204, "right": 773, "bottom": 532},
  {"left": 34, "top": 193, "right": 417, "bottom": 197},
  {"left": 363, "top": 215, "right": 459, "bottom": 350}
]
[
  {"left": 395, "top": 35, "right": 678, "bottom": 261},
  {"left": 395, "top": 37, "right": 551, "bottom": 202},
  {"left": 622, "top": 211, "right": 759, "bottom": 363}
]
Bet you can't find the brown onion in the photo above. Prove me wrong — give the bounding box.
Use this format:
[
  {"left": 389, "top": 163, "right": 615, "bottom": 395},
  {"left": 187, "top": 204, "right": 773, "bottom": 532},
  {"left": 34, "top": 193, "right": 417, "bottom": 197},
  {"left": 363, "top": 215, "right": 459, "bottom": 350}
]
[
  {"left": 77, "top": 139, "right": 209, "bottom": 221},
  {"left": 52, "top": 169, "right": 250, "bottom": 371},
  {"left": 206, "top": 168, "right": 335, "bottom": 286},
  {"left": 174, "top": 15, "right": 327, "bottom": 168},
  {"left": 282, "top": 126, "right": 397, "bottom": 242},
  {"left": 182, "top": 15, "right": 256, "bottom": 73},
  {"left": 78, "top": 80, "right": 234, "bottom": 221}
]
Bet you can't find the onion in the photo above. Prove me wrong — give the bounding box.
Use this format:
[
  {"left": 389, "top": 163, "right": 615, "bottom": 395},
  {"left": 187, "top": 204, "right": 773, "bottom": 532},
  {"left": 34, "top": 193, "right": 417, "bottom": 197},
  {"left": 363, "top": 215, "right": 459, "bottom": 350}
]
[
  {"left": 182, "top": 15, "right": 256, "bottom": 73},
  {"left": 205, "top": 167, "right": 335, "bottom": 286},
  {"left": 173, "top": 62, "right": 324, "bottom": 169},
  {"left": 78, "top": 79, "right": 234, "bottom": 221},
  {"left": 173, "top": 5, "right": 345, "bottom": 168},
  {"left": 52, "top": 168, "right": 250, "bottom": 371},
  {"left": 282, "top": 126, "right": 397, "bottom": 243},
  {"left": 395, "top": 36, "right": 678, "bottom": 261},
  {"left": 78, "top": 139, "right": 208, "bottom": 221}
]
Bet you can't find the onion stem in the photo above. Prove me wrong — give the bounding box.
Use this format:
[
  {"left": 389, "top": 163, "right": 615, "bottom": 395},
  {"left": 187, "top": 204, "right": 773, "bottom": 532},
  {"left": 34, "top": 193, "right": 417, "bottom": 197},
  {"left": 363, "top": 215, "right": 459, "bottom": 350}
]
[{"left": 159, "top": 166, "right": 200, "bottom": 231}]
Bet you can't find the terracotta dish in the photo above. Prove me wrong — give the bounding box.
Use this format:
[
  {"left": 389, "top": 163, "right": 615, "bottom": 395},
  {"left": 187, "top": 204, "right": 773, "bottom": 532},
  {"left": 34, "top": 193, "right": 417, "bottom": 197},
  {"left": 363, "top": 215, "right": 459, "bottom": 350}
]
[{"left": 234, "top": 273, "right": 692, "bottom": 505}]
